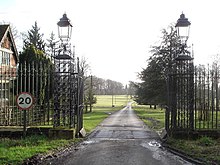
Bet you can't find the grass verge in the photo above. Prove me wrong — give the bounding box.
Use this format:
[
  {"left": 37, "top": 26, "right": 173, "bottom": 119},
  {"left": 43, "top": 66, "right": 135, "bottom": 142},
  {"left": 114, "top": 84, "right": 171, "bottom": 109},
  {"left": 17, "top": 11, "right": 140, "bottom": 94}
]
[
  {"left": 0, "top": 135, "right": 80, "bottom": 165},
  {"left": 132, "top": 103, "right": 220, "bottom": 164},
  {"left": 166, "top": 137, "right": 220, "bottom": 164},
  {"left": 132, "top": 104, "right": 165, "bottom": 131}
]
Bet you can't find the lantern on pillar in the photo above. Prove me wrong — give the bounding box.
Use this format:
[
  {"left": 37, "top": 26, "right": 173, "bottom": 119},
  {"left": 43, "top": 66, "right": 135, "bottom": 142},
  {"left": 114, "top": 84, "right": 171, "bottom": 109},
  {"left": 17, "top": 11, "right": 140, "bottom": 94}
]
[
  {"left": 54, "top": 13, "right": 74, "bottom": 128},
  {"left": 175, "top": 13, "right": 192, "bottom": 61},
  {"left": 57, "top": 13, "right": 73, "bottom": 42},
  {"left": 175, "top": 13, "right": 191, "bottom": 44}
]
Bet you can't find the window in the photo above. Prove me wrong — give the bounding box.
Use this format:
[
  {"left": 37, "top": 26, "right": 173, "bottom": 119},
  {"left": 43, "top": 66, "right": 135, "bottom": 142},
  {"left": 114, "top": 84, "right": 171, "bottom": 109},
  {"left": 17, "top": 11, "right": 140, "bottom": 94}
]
[
  {"left": 0, "top": 51, "right": 2, "bottom": 64},
  {"left": 0, "top": 50, "right": 10, "bottom": 65}
]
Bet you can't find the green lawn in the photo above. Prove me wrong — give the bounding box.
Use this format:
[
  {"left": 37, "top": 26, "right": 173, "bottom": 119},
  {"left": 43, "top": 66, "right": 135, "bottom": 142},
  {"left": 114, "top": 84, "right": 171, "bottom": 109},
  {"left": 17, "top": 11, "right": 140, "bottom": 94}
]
[
  {"left": 84, "top": 95, "right": 130, "bottom": 132},
  {"left": 132, "top": 104, "right": 165, "bottom": 130},
  {"left": 94, "top": 95, "right": 130, "bottom": 107}
]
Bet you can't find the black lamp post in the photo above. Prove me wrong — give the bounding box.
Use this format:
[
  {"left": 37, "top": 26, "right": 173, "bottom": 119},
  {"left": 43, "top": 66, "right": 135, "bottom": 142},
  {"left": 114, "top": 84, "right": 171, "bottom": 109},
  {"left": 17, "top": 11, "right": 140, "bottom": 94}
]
[
  {"left": 175, "top": 13, "right": 192, "bottom": 61},
  {"left": 57, "top": 13, "right": 73, "bottom": 42},
  {"left": 175, "top": 13, "right": 191, "bottom": 43},
  {"left": 174, "top": 13, "right": 194, "bottom": 131},
  {"left": 56, "top": 13, "right": 73, "bottom": 70},
  {"left": 54, "top": 13, "right": 74, "bottom": 128},
  {"left": 56, "top": 13, "right": 73, "bottom": 60},
  {"left": 166, "top": 12, "right": 195, "bottom": 136}
]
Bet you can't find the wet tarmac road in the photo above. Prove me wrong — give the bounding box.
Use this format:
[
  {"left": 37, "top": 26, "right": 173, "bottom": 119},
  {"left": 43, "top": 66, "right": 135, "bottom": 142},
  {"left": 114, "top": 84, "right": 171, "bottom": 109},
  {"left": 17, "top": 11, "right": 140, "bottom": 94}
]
[{"left": 46, "top": 103, "right": 194, "bottom": 165}]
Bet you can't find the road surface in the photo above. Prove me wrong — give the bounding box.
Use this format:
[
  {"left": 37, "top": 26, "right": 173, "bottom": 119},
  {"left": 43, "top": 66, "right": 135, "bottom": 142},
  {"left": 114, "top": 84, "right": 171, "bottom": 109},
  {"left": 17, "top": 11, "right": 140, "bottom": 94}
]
[{"left": 45, "top": 103, "right": 193, "bottom": 165}]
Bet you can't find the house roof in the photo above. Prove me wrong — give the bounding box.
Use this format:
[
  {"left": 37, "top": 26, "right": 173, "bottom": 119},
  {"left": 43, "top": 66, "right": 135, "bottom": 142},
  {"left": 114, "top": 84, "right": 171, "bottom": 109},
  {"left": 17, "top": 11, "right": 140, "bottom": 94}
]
[
  {"left": 0, "top": 25, "right": 9, "bottom": 42},
  {"left": 0, "top": 24, "right": 19, "bottom": 63}
]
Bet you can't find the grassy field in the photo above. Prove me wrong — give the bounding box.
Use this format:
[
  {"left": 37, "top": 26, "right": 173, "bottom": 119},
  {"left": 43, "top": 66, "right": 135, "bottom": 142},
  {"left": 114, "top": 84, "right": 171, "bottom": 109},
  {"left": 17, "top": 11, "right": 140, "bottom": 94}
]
[
  {"left": 132, "top": 104, "right": 165, "bottom": 131},
  {"left": 0, "top": 95, "right": 130, "bottom": 164},
  {"left": 84, "top": 95, "right": 130, "bottom": 132},
  {"left": 94, "top": 95, "right": 130, "bottom": 107}
]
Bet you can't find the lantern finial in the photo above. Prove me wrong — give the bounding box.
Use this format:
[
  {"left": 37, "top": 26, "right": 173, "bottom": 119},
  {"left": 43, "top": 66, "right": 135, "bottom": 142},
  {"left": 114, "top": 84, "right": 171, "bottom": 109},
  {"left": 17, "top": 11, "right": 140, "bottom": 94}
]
[{"left": 57, "top": 13, "right": 73, "bottom": 41}]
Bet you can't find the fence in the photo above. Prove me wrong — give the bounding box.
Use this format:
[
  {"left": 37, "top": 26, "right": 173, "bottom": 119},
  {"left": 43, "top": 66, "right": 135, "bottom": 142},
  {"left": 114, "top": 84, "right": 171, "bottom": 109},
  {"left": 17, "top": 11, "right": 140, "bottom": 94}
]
[
  {"left": 166, "top": 61, "right": 220, "bottom": 136},
  {"left": 0, "top": 62, "right": 53, "bottom": 126},
  {"left": 194, "top": 64, "right": 220, "bottom": 130},
  {"left": 0, "top": 60, "right": 83, "bottom": 130}
]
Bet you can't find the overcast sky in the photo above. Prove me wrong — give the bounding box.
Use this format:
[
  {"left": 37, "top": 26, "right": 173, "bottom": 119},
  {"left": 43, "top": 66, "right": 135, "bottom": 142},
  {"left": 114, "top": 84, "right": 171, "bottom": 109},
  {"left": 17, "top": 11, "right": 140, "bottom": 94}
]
[{"left": 1, "top": 0, "right": 220, "bottom": 85}]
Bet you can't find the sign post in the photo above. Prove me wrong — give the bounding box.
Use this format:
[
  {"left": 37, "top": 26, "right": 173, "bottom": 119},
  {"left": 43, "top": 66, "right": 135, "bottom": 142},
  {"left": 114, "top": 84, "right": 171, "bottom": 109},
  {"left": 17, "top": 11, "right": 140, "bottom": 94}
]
[{"left": 16, "top": 92, "right": 34, "bottom": 137}]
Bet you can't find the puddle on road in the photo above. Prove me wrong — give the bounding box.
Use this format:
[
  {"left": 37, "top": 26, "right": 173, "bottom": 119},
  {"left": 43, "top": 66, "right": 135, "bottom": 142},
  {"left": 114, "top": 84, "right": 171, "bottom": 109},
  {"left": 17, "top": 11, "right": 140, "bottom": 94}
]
[
  {"left": 82, "top": 139, "right": 100, "bottom": 145},
  {"left": 148, "top": 140, "right": 161, "bottom": 147},
  {"left": 140, "top": 140, "right": 162, "bottom": 161},
  {"left": 140, "top": 140, "right": 193, "bottom": 165},
  {"left": 75, "top": 139, "right": 100, "bottom": 150}
]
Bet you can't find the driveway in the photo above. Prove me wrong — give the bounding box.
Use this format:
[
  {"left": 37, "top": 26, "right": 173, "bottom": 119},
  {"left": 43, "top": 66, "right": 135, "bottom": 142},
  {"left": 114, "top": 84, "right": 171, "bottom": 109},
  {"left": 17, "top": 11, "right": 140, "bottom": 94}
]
[{"left": 44, "top": 103, "right": 193, "bottom": 165}]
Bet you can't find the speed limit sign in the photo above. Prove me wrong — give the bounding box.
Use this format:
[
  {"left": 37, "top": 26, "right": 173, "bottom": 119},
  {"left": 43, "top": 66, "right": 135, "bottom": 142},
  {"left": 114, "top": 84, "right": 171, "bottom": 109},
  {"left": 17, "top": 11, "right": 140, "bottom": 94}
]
[{"left": 16, "top": 92, "right": 34, "bottom": 110}]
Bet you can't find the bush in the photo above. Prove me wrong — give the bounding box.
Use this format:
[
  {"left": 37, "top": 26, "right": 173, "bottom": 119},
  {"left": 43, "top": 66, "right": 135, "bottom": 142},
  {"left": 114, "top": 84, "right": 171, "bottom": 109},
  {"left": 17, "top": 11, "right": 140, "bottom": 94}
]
[{"left": 198, "top": 136, "right": 215, "bottom": 146}]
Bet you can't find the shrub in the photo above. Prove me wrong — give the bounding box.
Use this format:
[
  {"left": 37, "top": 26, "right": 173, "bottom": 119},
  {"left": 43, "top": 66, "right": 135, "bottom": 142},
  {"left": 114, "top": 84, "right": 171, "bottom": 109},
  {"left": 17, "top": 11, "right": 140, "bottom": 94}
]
[{"left": 198, "top": 136, "right": 215, "bottom": 146}]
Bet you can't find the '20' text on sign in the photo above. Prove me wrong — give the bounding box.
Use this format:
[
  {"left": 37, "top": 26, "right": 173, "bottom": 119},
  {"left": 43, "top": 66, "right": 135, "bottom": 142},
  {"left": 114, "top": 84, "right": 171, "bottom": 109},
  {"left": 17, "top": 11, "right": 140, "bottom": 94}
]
[{"left": 16, "top": 92, "right": 34, "bottom": 110}]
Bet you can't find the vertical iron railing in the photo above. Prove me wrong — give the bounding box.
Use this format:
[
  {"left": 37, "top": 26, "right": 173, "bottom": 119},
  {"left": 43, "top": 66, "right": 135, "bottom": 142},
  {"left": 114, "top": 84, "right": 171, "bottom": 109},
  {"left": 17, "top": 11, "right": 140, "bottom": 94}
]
[
  {"left": 0, "top": 62, "right": 53, "bottom": 126},
  {"left": 53, "top": 55, "right": 74, "bottom": 128},
  {"left": 194, "top": 64, "right": 220, "bottom": 130},
  {"left": 53, "top": 51, "right": 84, "bottom": 132},
  {"left": 0, "top": 59, "right": 84, "bottom": 130},
  {"left": 167, "top": 55, "right": 195, "bottom": 134},
  {"left": 167, "top": 62, "right": 220, "bottom": 135}
]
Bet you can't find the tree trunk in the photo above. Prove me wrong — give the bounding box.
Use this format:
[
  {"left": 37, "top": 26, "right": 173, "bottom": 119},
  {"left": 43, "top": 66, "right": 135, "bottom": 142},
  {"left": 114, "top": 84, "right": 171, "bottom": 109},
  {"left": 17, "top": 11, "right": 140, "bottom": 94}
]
[
  {"left": 85, "top": 105, "right": 88, "bottom": 113},
  {"left": 89, "top": 104, "right": 92, "bottom": 112}
]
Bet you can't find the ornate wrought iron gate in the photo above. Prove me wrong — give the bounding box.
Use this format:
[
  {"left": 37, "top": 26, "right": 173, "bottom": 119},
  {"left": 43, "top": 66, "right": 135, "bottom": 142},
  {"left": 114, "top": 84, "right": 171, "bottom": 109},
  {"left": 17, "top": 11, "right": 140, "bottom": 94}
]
[{"left": 166, "top": 56, "right": 220, "bottom": 136}]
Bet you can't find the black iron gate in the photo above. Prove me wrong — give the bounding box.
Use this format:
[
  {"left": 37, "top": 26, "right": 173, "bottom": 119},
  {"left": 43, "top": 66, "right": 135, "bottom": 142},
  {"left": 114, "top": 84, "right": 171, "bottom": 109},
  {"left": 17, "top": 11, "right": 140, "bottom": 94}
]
[{"left": 166, "top": 57, "right": 220, "bottom": 136}]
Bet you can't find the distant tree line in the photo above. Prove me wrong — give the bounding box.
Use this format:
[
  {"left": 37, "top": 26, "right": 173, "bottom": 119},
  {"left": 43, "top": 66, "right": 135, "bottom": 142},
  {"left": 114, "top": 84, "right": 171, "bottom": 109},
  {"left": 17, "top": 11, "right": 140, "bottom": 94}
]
[{"left": 86, "top": 76, "right": 136, "bottom": 96}]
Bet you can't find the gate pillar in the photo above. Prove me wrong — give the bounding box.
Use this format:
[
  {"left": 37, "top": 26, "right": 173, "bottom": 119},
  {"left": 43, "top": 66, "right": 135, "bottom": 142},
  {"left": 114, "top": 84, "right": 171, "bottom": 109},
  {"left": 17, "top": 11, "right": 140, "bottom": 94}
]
[
  {"left": 166, "top": 13, "right": 194, "bottom": 136},
  {"left": 54, "top": 52, "right": 75, "bottom": 128}
]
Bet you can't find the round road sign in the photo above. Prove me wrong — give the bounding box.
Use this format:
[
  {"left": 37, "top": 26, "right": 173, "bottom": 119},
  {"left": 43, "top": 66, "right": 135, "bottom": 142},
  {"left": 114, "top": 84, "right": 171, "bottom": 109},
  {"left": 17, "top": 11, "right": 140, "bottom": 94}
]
[{"left": 16, "top": 92, "right": 34, "bottom": 110}]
